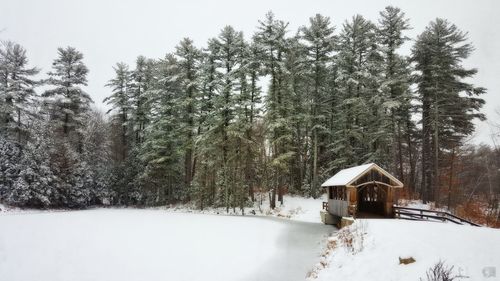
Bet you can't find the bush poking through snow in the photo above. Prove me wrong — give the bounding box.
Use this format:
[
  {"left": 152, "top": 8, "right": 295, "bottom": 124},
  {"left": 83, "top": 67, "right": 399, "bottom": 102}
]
[
  {"left": 420, "top": 261, "right": 461, "bottom": 281},
  {"left": 306, "top": 221, "right": 368, "bottom": 280},
  {"left": 338, "top": 220, "right": 367, "bottom": 254}
]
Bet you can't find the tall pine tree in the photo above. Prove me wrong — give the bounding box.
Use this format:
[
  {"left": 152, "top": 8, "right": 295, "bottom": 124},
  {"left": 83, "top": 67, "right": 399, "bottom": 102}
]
[{"left": 412, "top": 19, "right": 486, "bottom": 203}]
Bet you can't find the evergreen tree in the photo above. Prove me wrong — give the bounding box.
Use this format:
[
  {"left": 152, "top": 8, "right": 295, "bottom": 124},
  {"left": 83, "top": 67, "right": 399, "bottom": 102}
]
[
  {"left": 140, "top": 55, "right": 184, "bottom": 204},
  {"left": 175, "top": 38, "right": 201, "bottom": 193},
  {"left": 130, "top": 56, "right": 154, "bottom": 144},
  {"left": 283, "top": 36, "right": 309, "bottom": 194},
  {"left": 104, "top": 62, "right": 132, "bottom": 161},
  {"left": 331, "top": 15, "right": 381, "bottom": 169},
  {"left": 43, "top": 46, "right": 91, "bottom": 151},
  {"left": 194, "top": 38, "right": 222, "bottom": 208},
  {"left": 213, "top": 26, "right": 246, "bottom": 211},
  {"left": 254, "top": 11, "right": 292, "bottom": 208},
  {"left": 239, "top": 42, "right": 263, "bottom": 201},
  {"left": 300, "top": 14, "right": 336, "bottom": 197},
  {"left": 9, "top": 120, "right": 57, "bottom": 208},
  {"left": 80, "top": 109, "right": 113, "bottom": 205},
  {"left": 377, "top": 6, "right": 414, "bottom": 186},
  {"left": 0, "top": 134, "right": 22, "bottom": 201},
  {"left": 0, "top": 41, "right": 39, "bottom": 143},
  {"left": 412, "top": 19, "right": 486, "bottom": 203}
]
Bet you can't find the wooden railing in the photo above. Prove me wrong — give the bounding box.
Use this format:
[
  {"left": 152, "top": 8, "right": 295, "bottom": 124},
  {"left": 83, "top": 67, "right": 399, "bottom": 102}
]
[
  {"left": 322, "top": 201, "right": 328, "bottom": 210},
  {"left": 393, "top": 206, "right": 480, "bottom": 227}
]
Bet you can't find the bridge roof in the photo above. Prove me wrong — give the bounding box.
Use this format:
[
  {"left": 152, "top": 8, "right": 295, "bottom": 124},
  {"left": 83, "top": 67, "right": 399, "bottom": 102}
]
[{"left": 321, "top": 163, "right": 403, "bottom": 188}]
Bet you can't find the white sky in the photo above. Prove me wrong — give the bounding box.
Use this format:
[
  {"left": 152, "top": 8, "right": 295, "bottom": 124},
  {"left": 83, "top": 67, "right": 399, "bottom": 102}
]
[{"left": 1, "top": 0, "right": 498, "bottom": 145}]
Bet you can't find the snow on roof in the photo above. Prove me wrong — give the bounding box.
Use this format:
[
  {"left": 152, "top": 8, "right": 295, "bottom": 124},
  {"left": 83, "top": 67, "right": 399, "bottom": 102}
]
[
  {"left": 321, "top": 163, "right": 374, "bottom": 187},
  {"left": 321, "top": 163, "right": 403, "bottom": 188}
]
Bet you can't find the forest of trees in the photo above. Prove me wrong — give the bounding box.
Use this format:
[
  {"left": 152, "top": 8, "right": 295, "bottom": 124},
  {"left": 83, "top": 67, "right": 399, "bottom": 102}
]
[{"left": 0, "top": 7, "right": 498, "bottom": 223}]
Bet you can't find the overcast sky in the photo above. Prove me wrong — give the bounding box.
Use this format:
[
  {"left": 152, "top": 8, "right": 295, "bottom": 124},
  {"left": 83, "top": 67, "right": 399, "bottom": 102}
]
[{"left": 1, "top": 0, "right": 498, "bottom": 145}]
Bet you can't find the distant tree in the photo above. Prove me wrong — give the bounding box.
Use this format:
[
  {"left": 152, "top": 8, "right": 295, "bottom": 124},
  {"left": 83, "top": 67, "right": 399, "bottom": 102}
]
[
  {"left": 130, "top": 56, "right": 154, "bottom": 145},
  {"left": 175, "top": 38, "right": 201, "bottom": 192},
  {"left": 43, "top": 46, "right": 91, "bottom": 152},
  {"left": 80, "top": 109, "right": 113, "bottom": 205},
  {"left": 193, "top": 38, "right": 222, "bottom": 208},
  {"left": 239, "top": 42, "right": 262, "bottom": 202},
  {"left": 104, "top": 62, "right": 132, "bottom": 161},
  {"left": 140, "top": 54, "right": 184, "bottom": 204},
  {"left": 0, "top": 41, "right": 39, "bottom": 143},
  {"left": 0, "top": 135, "right": 22, "bottom": 201}
]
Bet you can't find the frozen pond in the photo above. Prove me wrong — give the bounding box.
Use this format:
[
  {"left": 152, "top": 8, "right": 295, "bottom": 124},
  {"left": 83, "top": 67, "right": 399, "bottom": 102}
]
[{"left": 0, "top": 209, "right": 335, "bottom": 281}]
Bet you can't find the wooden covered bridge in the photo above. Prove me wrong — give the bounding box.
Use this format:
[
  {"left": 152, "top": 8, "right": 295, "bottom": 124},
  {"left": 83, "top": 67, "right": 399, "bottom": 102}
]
[
  {"left": 320, "top": 163, "right": 480, "bottom": 227},
  {"left": 320, "top": 163, "right": 403, "bottom": 224}
]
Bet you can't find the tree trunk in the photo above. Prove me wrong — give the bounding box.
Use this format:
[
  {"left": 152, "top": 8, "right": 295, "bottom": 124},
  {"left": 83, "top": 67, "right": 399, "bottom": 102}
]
[
  {"left": 312, "top": 130, "right": 318, "bottom": 198},
  {"left": 433, "top": 101, "right": 440, "bottom": 206},
  {"left": 397, "top": 122, "right": 404, "bottom": 184},
  {"left": 17, "top": 108, "right": 21, "bottom": 143},
  {"left": 421, "top": 94, "right": 432, "bottom": 203},
  {"left": 447, "top": 147, "right": 455, "bottom": 210},
  {"left": 406, "top": 120, "right": 416, "bottom": 196}
]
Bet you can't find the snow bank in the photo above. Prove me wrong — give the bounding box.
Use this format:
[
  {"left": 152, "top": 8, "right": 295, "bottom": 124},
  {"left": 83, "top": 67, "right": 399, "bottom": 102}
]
[
  {"left": 313, "top": 219, "right": 500, "bottom": 281},
  {"left": 266, "top": 195, "right": 325, "bottom": 223},
  {"left": 1, "top": 193, "right": 326, "bottom": 223},
  {"left": 163, "top": 194, "right": 326, "bottom": 223},
  {"left": 0, "top": 203, "right": 19, "bottom": 213}
]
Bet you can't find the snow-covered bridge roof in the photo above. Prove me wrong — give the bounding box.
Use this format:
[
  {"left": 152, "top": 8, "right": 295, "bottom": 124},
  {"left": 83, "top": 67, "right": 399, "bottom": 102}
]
[{"left": 321, "top": 163, "right": 403, "bottom": 188}]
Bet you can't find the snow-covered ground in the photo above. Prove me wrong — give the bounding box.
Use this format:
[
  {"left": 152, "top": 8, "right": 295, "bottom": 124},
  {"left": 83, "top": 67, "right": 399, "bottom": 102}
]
[
  {"left": 397, "top": 199, "right": 446, "bottom": 211},
  {"left": 5, "top": 196, "right": 496, "bottom": 281},
  {"left": 163, "top": 194, "right": 326, "bottom": 223},
  {"left": 0, "top": 209, "right": 333, "bottom": 281},
  {"left": 311, "top": 219, "right": 500, "bottom": 281}
]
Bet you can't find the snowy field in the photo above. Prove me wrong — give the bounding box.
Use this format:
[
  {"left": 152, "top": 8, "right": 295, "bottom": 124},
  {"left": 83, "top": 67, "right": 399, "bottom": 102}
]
[
  {"left": 312, "top": 219, "right": 500, "bottom": 281},
  {"left": 0, "top": 209, "right": 333, "bottom": 281}
]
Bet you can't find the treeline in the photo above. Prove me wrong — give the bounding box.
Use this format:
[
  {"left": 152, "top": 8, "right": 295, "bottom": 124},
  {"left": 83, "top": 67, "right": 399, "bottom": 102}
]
[{"left": 0, "top": 7, "right": 497, "bottom": 215}]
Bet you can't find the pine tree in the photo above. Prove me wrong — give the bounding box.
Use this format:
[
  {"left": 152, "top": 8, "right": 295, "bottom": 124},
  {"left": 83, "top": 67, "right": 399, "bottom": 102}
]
[
  {"left": 0, "top": 134, "right": 22, "bottom": 201},
  {"left": 175, "top": 38, "right": 201, "bottom": 193},
  {"left": 130, "top": 56, "right": 154, "bottom": 145},
  {"left": 377, "top": 6, "right": 414, "bottom": 186},
  {"left": 80, "top": 109, "right": 113, "bottom": 205},
  {"left": 300, "top": 14, "right": 336, "bottom": 197},
  {"left": 9, "top": 121, "right": 57, "bottom": 208},
  {"left": 254, "top": 11, "right": 292, "bottom": 208},
  {"left": 283, "top": 36, "right": 309, "bottom": 194},
  {"left": 104, "top": 62, "right": 132, "bottom": 161},
  {"left": 140, "top": 54, "right": 184, "bottom": 204},
  {"left": 331, "top": 15, "right": 381, "bottom": 169},
  {"left": 43, "top": 46, "right": 91, "bottom": 151},
  {"left": 239, "top": 42, "right": 262, "bottom": 202},
  {"left": 0, "top": 41, "right": 39, "bottom": 143},
  {"left": 412, "top": 19, "right": 486, "bottom": 203},
  {"left": 194, "top": 38, "right": 222, "bottom": 208},
  {"left": 213, "top": 26, "right": 246, "bottom": 211}
]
